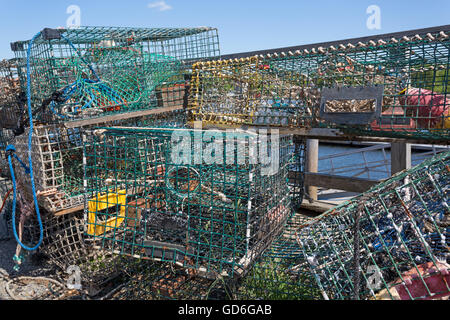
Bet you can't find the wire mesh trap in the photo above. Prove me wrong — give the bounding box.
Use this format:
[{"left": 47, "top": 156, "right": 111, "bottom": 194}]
[
  {"left": 13, "top": 109, "right": 186, "bottom": 213},
  {"left": 188, "top": 27, "right": 449, "bottom": 141},
  {"left": 235, "top": 212, "right": 323, "bottom": 300},
  {"left": 106, "top": 213, "right": 321, "bottom": 300},
  {"left": 297, "top": 151, "right": 450, "bottom": 300},
  {"left": 11, "top": 26, "right": 219, "bottom": 124},
  {"left": 289, "top": 136, "right": 306, "bottom": 210},
  {"left": 84, "top": 127, "right": 294, "bottom": 279},
  {"left": 0, "top": 58, "right": 24, "bottom": 130}
]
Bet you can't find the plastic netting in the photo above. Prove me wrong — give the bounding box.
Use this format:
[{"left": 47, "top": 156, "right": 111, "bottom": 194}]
[
  {"left": 188, "top": 28, "right": 449, "bottom": 141},
  {"left": 13, "top": 109, "right": 186, "bottom": 213},
  {"left": 297, "top": 151, "right": 450, "bottom": 300},
  {"left": 84, "top": 127, "right": 294, "bottom": 278},
  {"left": 11, "top": 26, "right": 219, "bottom": 124}
]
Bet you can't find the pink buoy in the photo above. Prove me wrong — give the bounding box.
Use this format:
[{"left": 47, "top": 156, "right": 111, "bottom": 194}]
[{"left": 400, "top": 88, "right": 450, "bottom": 129}]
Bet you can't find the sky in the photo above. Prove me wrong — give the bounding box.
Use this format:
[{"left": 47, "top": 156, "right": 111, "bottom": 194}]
[{"left": 0, "top": 0, "right": 448, "bottom": 59}]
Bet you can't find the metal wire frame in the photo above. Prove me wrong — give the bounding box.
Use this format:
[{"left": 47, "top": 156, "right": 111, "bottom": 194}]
[
  {"left": 13, "top": 109, "right": 186, "bottom": 213},
  {"left": 289, "top": 136, "right": 306, "bottom": 210},
  {"left": 11, "top": 26, "right": 220, "bottom": 124},
  {"left": 188, "top": 27, "right": 449, "bottom": 141},
  {"left": 297, "top": 151, "right": 450, "bottom": 300},
  {"left": 83, "top": 127, "right": 294, "bottom": 279}
]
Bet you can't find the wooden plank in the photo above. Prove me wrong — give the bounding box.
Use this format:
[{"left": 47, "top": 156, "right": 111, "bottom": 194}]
[
  {"left": 300, "top": 199, "right": 335, "bottom": 213},
  {"left": 306, "top": 139, "right": 319, "bottom": 201},
  {"left": 54, "top": 205, "right": 83, "bottom": 216},
  {"left": 302, "top": 172, "right": 378, "bottom": 193},
  {"left": 64, "top": 105, "right": 183, "bottom": 128},
  {"left": 391, "top": 142, "right": 411, "bottom": 175}
]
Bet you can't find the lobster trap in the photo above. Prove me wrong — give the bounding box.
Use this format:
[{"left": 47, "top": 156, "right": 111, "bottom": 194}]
[
  {"left": 235, "top": 212, "right": 323, "bottom": 300},
  {"left": 13, "top": 109, "right": 186, "bottom": 214},
  {"left": 188, "top": 27, "right": 449, "bottom": 141},
  {"left": 84, "top": 127, "right": 294, "bottom": 279},
  {"left": 11, "top": 26, "right": 219, "bottom": 125},
  {"left": 0, "top": 58, "right": 24, "bottom": 130},
  {"left": 297, "top": 151, "right": 450, "bottom": 300},
  {"left": 108, "top": 213, "right": 321, "bottom": 300}
]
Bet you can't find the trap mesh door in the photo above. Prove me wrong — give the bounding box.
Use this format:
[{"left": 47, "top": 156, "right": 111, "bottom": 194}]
[
  {"left": 84, "top": 127, "right": 294, "bottom": 279},
  {"left": 189, "top": 27, "right": 449, "bottom": 141},
  {"left": 297, "top": 151, "right": 450, "bottom": 300},
  {"left": 11, "top": 26, "right": 219, "bottom": 123},
  {"left": 13, "top": 109, "right": 186, "bottom": 213}
]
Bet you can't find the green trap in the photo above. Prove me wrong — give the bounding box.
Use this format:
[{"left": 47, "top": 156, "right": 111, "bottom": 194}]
[
  {"left": 189, "top": 27, "right": 449, "bottom": 141},
  {"left": 11, "top": 26, "right": 219, "bottom": 124},
  {"left": 84, "top": 127, "right": 295, "bottom": 279},
  {"left": 297, "top": 151, "right": 450, "bottom": 300}
]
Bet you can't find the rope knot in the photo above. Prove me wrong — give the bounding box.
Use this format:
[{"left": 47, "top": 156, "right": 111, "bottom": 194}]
[{"left": 6, "top": 144, "right": 30, "bottom": 174}]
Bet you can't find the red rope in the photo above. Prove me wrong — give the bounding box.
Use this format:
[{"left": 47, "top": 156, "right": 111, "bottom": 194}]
[{"left": 0, "top": 188, "right": 13, "bottom": 214}]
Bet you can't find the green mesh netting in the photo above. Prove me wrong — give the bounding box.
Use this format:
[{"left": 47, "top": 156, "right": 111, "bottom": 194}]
[{"left": 12, "top": 26, "right": 220, "bottom": 123}]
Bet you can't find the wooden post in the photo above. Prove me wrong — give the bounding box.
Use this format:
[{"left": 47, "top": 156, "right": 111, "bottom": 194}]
[
  {"left": 390, "top": 142, "right": 411, "bottom": 175},
  {"left": 306, "top": 139, "right": 319, "bottom": 201}
]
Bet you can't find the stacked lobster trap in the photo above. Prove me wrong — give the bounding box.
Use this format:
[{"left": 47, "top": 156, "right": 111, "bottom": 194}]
[
  {"left": 188, "top": 26, "right": 449, "bottom": 141},
  {"left": 10, "top": 26, "right": 219, "bottom": 214},
  {"left": 84, "top": 127, "right": 295, "bottom": 279},
  {"left": 296, "top": 151, "right": 450, "bottom": 300}
]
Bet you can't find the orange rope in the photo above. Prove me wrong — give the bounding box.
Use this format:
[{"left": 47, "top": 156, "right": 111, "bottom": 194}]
[{"left": 0, "top": 188, "right": 13, "bottom": 214}]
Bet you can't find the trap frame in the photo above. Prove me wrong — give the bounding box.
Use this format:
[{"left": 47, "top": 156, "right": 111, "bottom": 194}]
[
  {"left": 84, "top": 127, "right": 295, "bottom": 279},
  {"left": 188, "top": 26, "right": 449, "bottom": 141},
  {"left": 297, "top": 151, "right": 450, "bottom": 300},
  {"left": 11, "top": 26, "right": 219, "bottom": 125}
]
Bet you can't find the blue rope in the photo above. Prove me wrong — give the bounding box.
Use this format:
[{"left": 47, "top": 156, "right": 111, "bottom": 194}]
[{"left": 8, "top": 31, "right": 44, "bottom": 251}]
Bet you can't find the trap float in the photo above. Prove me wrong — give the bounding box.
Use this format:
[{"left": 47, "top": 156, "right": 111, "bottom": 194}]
[{"left": 84, "top": 127, "right": 296, "bottom": 279}]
